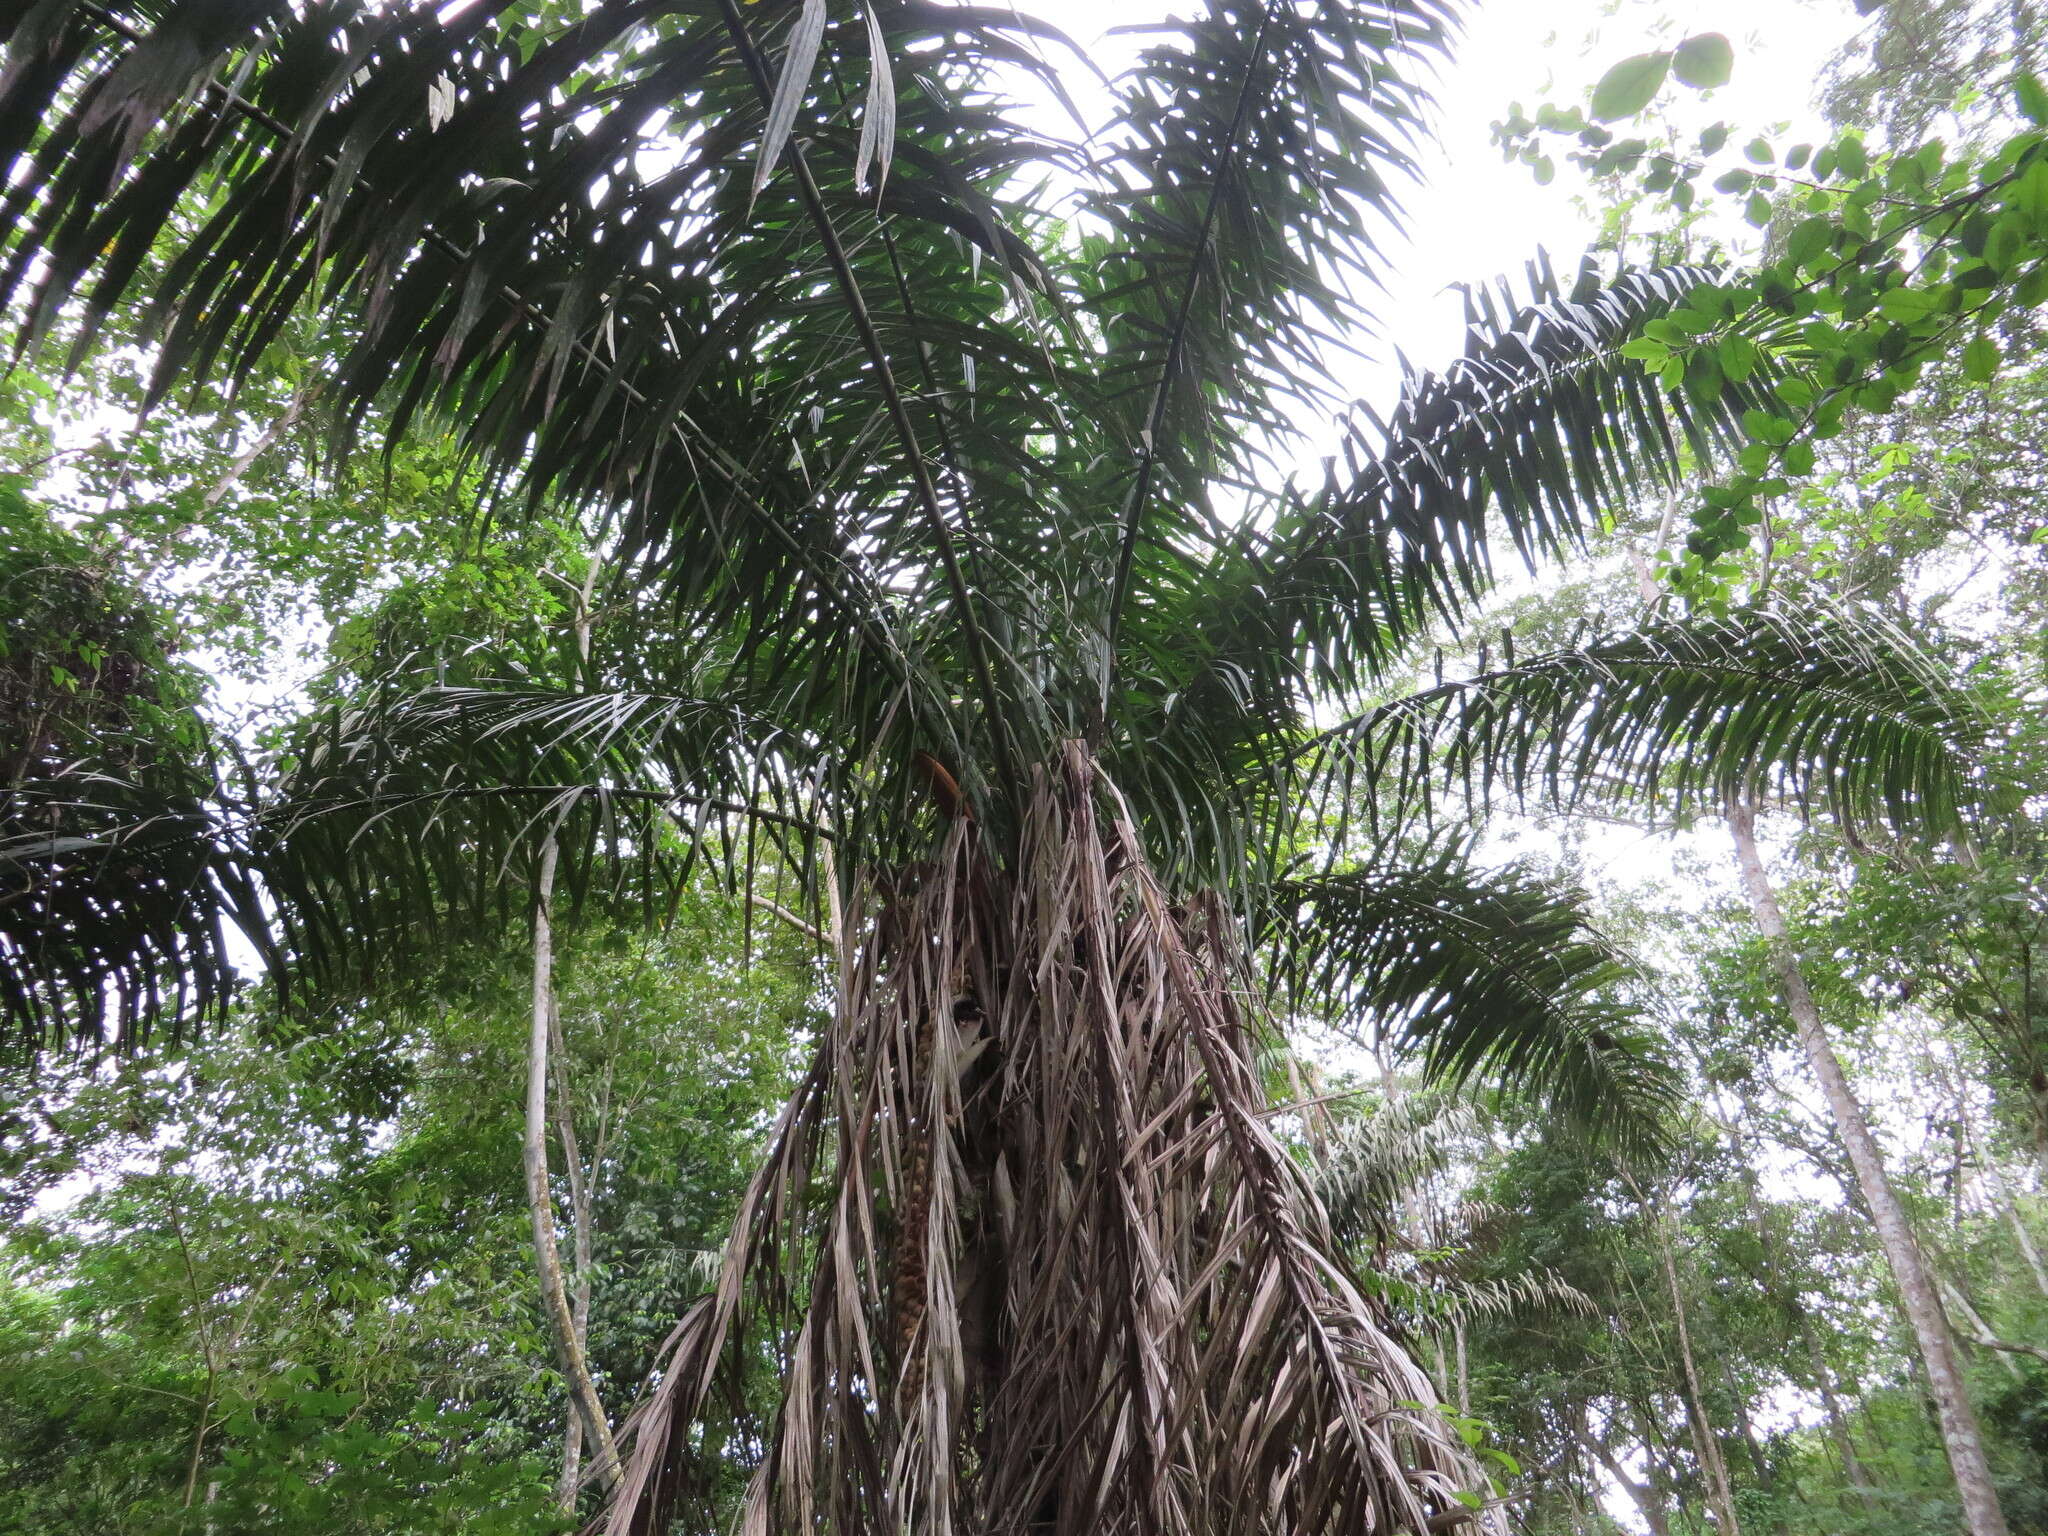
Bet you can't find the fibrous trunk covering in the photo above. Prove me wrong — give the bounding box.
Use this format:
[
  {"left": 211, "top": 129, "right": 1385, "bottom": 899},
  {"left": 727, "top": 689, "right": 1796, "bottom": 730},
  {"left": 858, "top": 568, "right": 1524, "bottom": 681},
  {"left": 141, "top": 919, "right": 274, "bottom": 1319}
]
[{"left": 600, "top": 746, "right": 1499, "bottom": 1536}]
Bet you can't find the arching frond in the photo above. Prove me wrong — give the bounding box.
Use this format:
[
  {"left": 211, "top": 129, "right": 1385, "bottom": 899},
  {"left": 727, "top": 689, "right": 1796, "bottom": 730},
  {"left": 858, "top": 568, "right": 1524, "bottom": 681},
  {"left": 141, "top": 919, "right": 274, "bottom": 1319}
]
[
  {"left": 1090, "top": 0, "right": 1453, "bottom": 664},
  {"left": 1315, "top": 1095, "right": 1477, "bottom": 1254},
  {"left": 259, "top": 676, "right": 847, "bottom": 995},
  {"left": 1314, "top": 1100, "right": 1597, "bottom": 1330},
  {"left": 1271, "top": 838, "right": 1678, "bottom": 1159},
  {"left": 1181, "top": 259, "right": 1772, "bottom": 702},
  {"left": 0, "top": 0, "right": 1091, "bottom": 812},
  {"left": 0, "top": 491, "right": 268, "bottom": 1054},
  {"left": 1376, "top": 1264, "right": 1599, "bottom": 1328},
  {"left": 0, "top": 772, "right": 268, "bottom": 1057},
  {"left": 1297, "top": 607, "right": 1980, "bottom": 843}
]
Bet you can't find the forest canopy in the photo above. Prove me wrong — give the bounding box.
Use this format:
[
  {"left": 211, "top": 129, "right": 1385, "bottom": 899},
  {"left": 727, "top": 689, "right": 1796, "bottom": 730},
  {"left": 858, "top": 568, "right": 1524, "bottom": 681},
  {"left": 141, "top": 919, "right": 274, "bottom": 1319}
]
[{"left": 1, "top": 1, "right": 2045, "bottom": 1534}]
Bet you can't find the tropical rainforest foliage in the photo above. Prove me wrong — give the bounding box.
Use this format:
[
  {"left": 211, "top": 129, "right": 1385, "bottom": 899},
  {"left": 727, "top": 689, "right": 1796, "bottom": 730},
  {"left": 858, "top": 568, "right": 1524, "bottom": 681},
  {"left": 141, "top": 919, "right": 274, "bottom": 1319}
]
[{"left": 0, "top": 0, "right": 2045, "bottom": 1533}]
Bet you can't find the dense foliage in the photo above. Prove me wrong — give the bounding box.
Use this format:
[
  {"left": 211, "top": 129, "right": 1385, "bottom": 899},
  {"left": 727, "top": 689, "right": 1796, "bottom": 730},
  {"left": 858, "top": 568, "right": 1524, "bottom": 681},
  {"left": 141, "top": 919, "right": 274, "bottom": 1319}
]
[{"left": 1, "top": 0, "right": 2046, "bottom": 1534}]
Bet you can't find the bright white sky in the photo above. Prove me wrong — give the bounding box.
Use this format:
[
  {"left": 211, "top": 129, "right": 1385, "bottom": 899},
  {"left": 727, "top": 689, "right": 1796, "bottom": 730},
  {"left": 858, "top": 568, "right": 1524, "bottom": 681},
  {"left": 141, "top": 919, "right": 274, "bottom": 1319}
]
[
  {"left": 1022, "top": 0, "right": 1866, "bottom": 402},
  {"left": 1355, "top": 0, "right": 1861, "bottom": 369}
]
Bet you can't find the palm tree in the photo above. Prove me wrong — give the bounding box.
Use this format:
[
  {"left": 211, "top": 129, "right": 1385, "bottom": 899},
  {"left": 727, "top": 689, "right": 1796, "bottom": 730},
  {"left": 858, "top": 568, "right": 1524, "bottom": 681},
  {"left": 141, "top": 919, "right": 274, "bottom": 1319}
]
[{"left": 0, "top": 3, "right": 1983, "bottom": 1533}]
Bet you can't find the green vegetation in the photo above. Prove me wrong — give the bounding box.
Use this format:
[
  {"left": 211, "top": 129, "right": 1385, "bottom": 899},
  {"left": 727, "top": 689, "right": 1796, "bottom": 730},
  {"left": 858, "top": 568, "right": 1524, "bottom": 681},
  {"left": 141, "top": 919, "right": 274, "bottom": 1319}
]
[{"left": 1, "top": 1, "right": 2045, "bottom": 1533}]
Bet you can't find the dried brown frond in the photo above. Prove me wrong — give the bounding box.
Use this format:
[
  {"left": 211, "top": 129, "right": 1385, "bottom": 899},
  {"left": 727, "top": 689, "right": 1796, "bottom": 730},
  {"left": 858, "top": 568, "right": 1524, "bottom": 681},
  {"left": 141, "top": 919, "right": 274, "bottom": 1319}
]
[{"left": 596, "top": 745, "right": 1503, "bottom": 1536}]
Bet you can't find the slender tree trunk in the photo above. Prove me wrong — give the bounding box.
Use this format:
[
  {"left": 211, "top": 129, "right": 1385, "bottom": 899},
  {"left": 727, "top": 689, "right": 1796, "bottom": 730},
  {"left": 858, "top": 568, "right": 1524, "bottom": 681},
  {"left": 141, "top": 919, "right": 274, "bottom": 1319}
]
[
  {"left": 1728, "top": 802, "right": 2010, "bottom": 1536},
  {"left": 526, "top": 835, "right": 622, "bottom": 1490},
  {"left": 1717, "top": 1352, "right": 1782, "bottom": 1525},
  {"left": 199, "top": 377, "right": 315, "bottom": 510},
  {"left": 2002, "top": 1194, "right": 2048, "bottom": 1301},
  {"left": 1940, "top": 1277, "right": 2026, "bottom": 1381},
  {"left": 1576, "top": 1422, "right": 1673, "bottom": 1536},
  {"left": 1936, "top": 1044, "right": 2048, "bottom": 1304},
  {"left": 1644, "top": 1190, "right": 1742, "bottom": 1536},
  {"left": 553, "top": 1018, "right": 597, "bottom": 1511},
  {"left": 1715, "top": 1090, "right": 1880, "bottom": 1513},
  {"left": 181, "top": 1373, "right": 216, "bottom": 1511},
  {"left": 1798, "top": 1310, "right": 1881, "bottom": 1511},
  {"left": 2028, "top": 1081, "right": 2048, "bottom": 1190}
]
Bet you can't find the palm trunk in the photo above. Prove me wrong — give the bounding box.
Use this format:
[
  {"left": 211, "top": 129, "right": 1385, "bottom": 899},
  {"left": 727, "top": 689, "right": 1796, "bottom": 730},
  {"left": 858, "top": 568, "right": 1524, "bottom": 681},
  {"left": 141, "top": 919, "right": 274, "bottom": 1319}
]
[
  {"left": 1727, "top": 802, "right": 2009, "bottom": 1536},
  {"left": 526, "top": 835, "right": 621, "bottom": 1491},
  {"left": 605, "top": 747, "right": 1503, "bottom": 1536}
]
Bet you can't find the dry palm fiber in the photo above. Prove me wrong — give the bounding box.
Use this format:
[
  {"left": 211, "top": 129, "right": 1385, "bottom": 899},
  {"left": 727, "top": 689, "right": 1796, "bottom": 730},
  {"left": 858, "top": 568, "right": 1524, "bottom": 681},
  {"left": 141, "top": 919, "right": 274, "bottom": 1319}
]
[{"left": 599, "top": 744, "right": 1501, "bottom": 1536}]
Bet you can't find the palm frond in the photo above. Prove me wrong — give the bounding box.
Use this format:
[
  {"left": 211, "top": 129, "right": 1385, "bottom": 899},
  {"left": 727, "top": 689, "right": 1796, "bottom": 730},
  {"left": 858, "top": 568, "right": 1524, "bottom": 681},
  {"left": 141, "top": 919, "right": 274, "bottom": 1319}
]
[
  {"left": 1080, "top": 0, "right": 1451, "bottom": 494},
  {"left": 1184, "top": 260, "right": 1770, "bottom": 701},
  {"left": 0, "top": 490, "right": 267, "bottom": 1054},
  {"left": 0, "top": 0, "right": 1091, "bottom": 811},
  {"left": 1375, "top": 1264, "right": 1598, "bottom": 1329},
  {"left": 1272, "top": 838, "right": 1678, "bottom": 1158},
  {"left": 1297, "top": 607, "right": 1981, "bottom": 843},
  {"left": 0, "top": 771, "right": 268, "bottom": 1057},
  {"left": 1092, "top": 0, "right": 1454, "bottom": 674},
  {"left": 1314, "top": 1095, "right": 1476, "bottom": 1254},
  {"left": 261, "top": 676, "right": 834, "bottom": 995}
]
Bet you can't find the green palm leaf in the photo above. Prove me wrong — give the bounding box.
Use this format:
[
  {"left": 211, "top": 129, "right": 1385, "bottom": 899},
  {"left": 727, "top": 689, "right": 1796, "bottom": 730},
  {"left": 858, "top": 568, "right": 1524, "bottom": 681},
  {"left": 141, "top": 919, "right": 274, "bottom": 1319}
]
[
  {"left": 1177, "top": 259, "right": 1772, "bottom": 710},
  {"left": 1295, "top": 606, "right": 1979, "bottom": 844},
  {"left": 1271, "top": 836, "right": 1678, "bottom": 1159}
]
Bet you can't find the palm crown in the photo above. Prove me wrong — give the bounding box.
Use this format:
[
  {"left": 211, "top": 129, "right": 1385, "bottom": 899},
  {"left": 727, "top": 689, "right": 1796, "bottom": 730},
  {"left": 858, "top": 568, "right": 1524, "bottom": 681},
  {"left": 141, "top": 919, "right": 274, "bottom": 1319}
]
[{"left": 0, "top": 2, "right": 1982, "bottom": 1533}]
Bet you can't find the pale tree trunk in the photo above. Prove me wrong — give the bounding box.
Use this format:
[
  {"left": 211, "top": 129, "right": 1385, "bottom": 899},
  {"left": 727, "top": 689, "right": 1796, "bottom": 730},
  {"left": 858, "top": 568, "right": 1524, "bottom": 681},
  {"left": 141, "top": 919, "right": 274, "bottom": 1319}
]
[
  {"left": 1727, "top": 802, "right": 2010, "bottom": 1536},
  {"left": 1941, "top": 1278, "right": 2025, "bottom": 1382},
  {"left": 1575, "top": 1419, "right": 1673, "bottom": 1536},
  {"left": 2029, "top": 1081, "right": 2048, "bottom": 1191},
  {"left": 1927, "top": 1038, "right": 2048, "bottom": 1304},
  {"left": 1641, "top": 1186, "right": 1742, "bottom": 1536},
  {"left": 552, "top": 1012, "right": 598, "bottom": 1510},
  {"left": 2001, "top": 1193, "right": 2048, "bottom": 1302},
  {"left": 1713, "top": 1089, "right": 1880, "bottom": 1514},
  {"left": 527, "top": 835, "right": 622, "bottom": 1491},
  {"left": 1798, "top": 1311, "right": 1882, "bottom": 1512},
  {"left": 1717, "top": 1352, "right": 1786, "bottom": 1531}
]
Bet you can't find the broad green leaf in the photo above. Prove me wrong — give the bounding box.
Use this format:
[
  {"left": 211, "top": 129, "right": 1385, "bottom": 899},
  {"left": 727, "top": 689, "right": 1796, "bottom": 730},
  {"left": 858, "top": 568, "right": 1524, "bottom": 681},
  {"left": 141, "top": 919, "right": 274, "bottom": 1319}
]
[
  {"left": 1671, "top": 32, "right": 1734, "bottom": 89},
  {"left": 1786, "top": 215, "right": 1833, "bottom": 268},
  {"left": 1876, "top": 287, "right": 1939, "bottom": 322},
  {"left": 1962, "top": 335, "right": 2001, "bottom": 382},
  {"left": 1591, "top": 52, "right": 1671, "bottom": 122},
  {"left": 1718, "top": 333, "right": 1758, "bottom": 382},
  {"left": 2017, "top": 73, "right": 2048, "bottom": 126}
]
